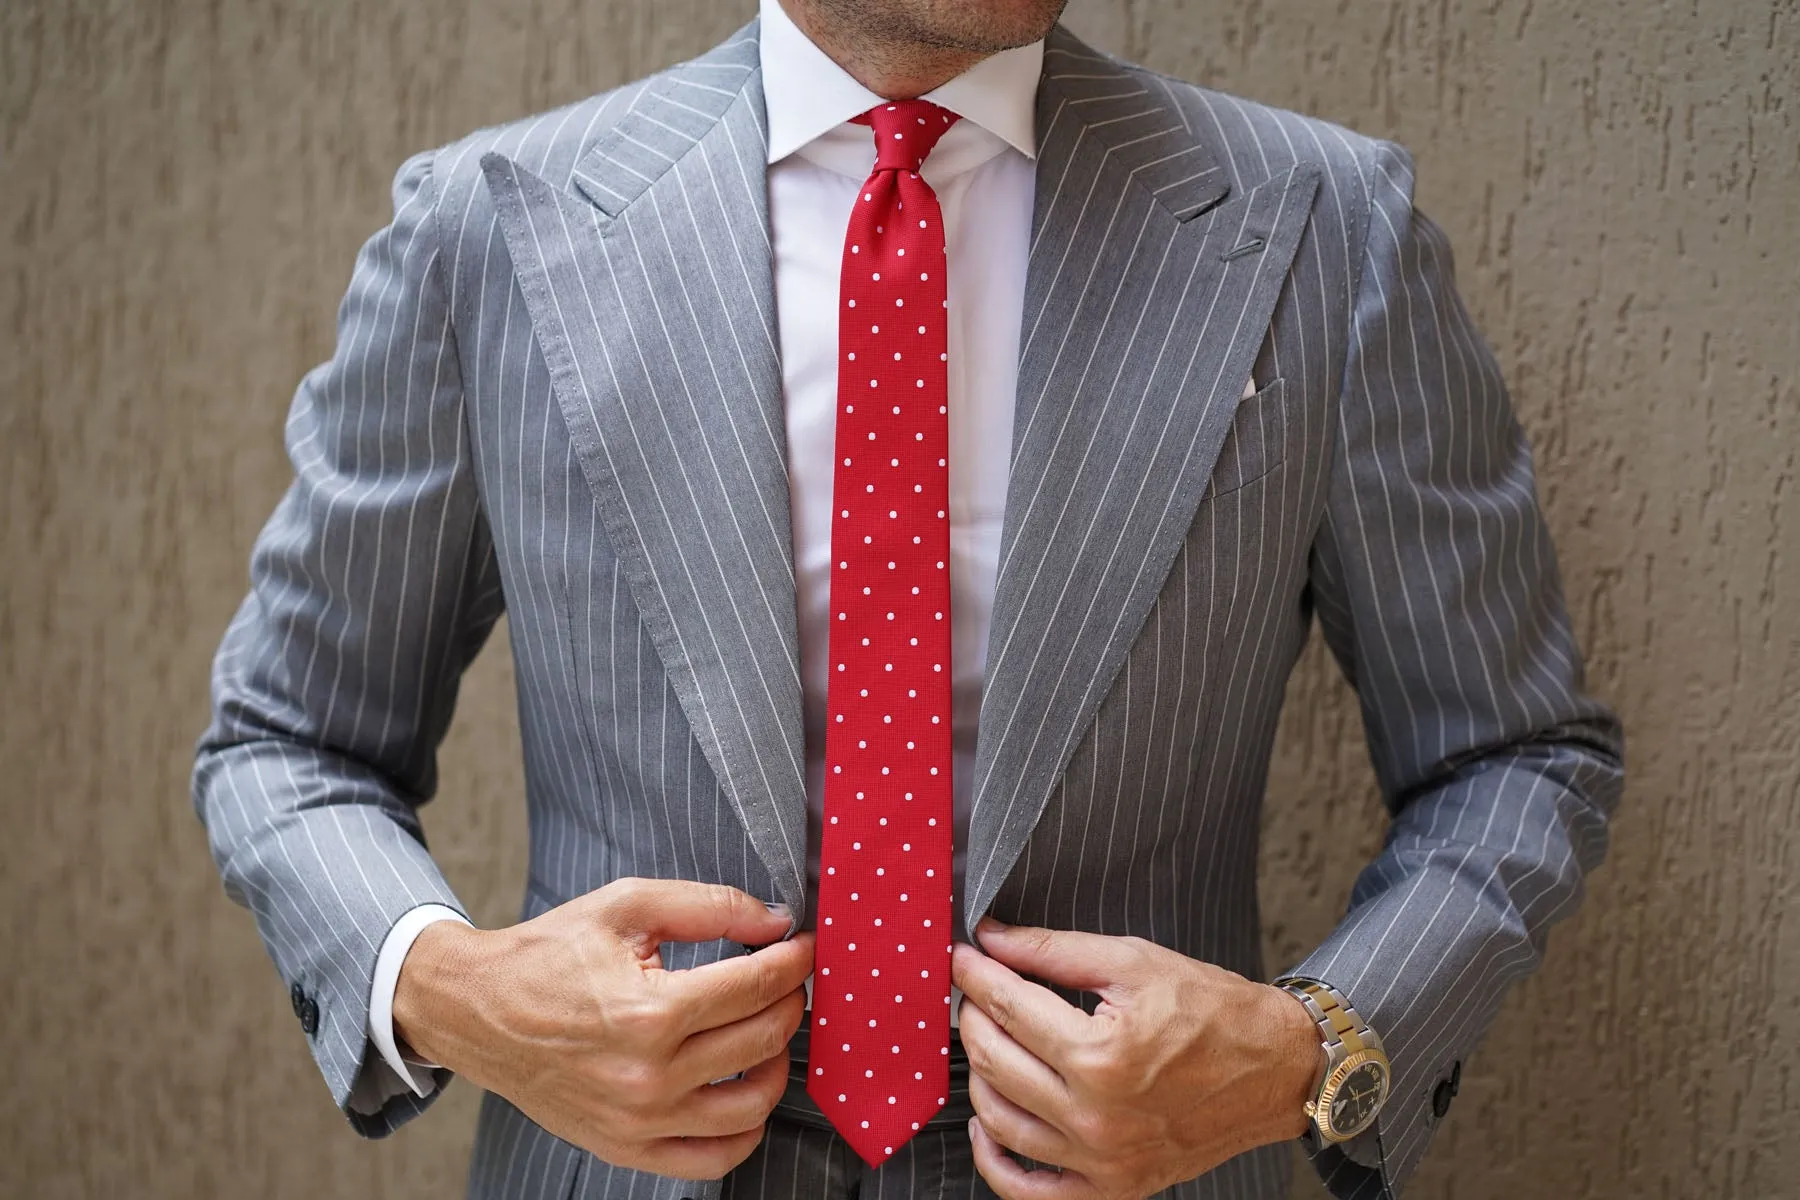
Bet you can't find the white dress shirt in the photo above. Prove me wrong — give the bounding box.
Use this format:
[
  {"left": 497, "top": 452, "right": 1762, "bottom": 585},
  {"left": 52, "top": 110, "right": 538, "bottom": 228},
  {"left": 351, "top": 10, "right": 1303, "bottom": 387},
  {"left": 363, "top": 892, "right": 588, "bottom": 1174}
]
[
  {"left": 763, "top": 0, "right": 1038, "bottom": 931},
  {"left": 363, "top": 0, "right": 1040, "bottom": 1101}
]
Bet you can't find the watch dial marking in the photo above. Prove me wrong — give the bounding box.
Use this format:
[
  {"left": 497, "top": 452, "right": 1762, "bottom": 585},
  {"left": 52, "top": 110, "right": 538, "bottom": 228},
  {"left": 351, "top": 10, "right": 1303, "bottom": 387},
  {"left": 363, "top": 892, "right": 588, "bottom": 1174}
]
[{"left": 1329, "top": 1061, "right": 1388, "bottom": 1138}]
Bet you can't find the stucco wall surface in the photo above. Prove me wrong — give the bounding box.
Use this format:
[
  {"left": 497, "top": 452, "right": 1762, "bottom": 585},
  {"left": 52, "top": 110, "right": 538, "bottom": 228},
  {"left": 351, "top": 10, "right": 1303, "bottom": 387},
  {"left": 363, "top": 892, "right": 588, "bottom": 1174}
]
[{"left": 2, "top": 1, "right": 1795, "bottom": 1197}]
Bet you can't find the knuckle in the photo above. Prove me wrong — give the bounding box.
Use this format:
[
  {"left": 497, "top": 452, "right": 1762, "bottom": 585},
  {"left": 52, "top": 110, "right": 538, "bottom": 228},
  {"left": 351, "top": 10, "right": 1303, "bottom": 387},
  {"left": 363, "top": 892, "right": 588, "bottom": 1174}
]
[
  {"left": 747, "top": 950, "right": 784, "bottom": 1001},
  {"left": 705, "top": 882, "right": 744, "bottom": 926},
  {"left": 754, "top": 1067, "right": 788, "bottom": 1112},
  {"left": 595, "top": 878, "right": 651, "bottom": 932},
  {"left": 1067, "top": 1040, "right": 1111, "bottom": 1086},
  {"left": 596, "top": 876, "right": 643, "bottom": 909},
  {"left": 1068, "top": 1107, "right": 1110, "bottom": 1148},
  {"left": 609, "top": 1060, "right": 663, "bottom": 1110},
  {"left": 757, "top": 1013, "right": 793, "bottom": 1062},
  {"left": 962, "top": 1029, "right": 994, "bottom": 1076},
  {"left": 613, "top": 994, "right": 671, "bottom": 1040}
]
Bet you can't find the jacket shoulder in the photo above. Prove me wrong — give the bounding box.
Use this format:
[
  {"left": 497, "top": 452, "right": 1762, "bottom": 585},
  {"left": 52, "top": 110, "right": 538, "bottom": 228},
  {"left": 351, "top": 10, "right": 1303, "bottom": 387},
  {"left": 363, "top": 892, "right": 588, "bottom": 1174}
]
[
  {"left": 421, "top": 78, "right": 657, "bottom": 218},
  {"left": 1054, "top": 33, "right": 1397, "bottom": 212},
  {"left": 421, "top": 22, "right": 760, "bottom": 225},
  {"left": 1101, "top": 54, "right": 1414, "bottom": 283},
  {"left": 1152, "top": 69, "right": 1388, "bottom": 190}
]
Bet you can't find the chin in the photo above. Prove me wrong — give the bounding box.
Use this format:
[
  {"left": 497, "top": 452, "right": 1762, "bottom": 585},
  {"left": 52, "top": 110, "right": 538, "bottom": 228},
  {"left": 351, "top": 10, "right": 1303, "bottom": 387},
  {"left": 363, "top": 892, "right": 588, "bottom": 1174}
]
[{"left": 889, "top": 0, "right": 1071, "bottom": 53}]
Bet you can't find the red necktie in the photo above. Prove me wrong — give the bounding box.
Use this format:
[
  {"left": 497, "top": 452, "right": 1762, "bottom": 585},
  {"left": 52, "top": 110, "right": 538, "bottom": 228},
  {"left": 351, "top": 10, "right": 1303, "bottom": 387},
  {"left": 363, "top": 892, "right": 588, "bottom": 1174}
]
[{"left": 805, "top": 99, "right": 960, "bottom": 1168}]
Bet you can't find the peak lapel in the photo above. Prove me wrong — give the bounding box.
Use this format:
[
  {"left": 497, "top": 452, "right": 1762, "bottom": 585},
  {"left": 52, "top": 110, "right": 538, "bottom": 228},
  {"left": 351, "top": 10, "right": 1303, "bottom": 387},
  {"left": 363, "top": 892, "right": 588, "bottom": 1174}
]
[
  {"left": 963, "top": 30, "right": 1321, "bottom": 929},
  {"left": 480, "top": 24, "right": 811, "bottom": 914}
]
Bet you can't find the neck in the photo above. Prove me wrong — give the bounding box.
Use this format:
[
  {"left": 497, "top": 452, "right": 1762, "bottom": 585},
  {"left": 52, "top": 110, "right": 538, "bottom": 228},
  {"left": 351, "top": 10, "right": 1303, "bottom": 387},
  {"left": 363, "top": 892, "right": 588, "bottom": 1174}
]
[{"left": 778, "top": 0, "right": 987, "bottom": 99}]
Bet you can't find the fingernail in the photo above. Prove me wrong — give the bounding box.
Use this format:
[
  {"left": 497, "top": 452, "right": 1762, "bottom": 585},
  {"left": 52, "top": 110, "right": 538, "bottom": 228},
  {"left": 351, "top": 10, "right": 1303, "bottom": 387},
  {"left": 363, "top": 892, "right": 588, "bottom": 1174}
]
[
  {"left": 765, "top": 901, "right": 792, "bottom": 921},
  {"left": 976, "top": 915, "right": 1005, "bottom": 934}
]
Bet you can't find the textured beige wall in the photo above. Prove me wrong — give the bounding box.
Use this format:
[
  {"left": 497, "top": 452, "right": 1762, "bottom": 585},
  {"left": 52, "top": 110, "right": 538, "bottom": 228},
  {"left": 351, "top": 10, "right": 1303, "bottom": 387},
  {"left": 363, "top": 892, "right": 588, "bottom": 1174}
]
[{"left": 3, "top": 0, "right": 1795, "bottom": 1196}]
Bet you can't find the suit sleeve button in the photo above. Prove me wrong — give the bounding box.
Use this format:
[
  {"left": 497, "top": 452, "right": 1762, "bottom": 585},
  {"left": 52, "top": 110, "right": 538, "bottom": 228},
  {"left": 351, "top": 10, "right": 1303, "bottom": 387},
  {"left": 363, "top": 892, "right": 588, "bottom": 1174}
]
[
  {"left": 300, "top": 997, "right": 320, "bottom": 1036},
  {"left": 1431, "top": 1078, "right": 1454, "bottom": 1119}
]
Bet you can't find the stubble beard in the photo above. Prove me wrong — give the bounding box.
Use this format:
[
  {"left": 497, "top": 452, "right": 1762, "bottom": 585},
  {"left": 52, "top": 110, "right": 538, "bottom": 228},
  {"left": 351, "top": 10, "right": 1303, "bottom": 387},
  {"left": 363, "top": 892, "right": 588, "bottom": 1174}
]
[{"left": 805, "top": 0, "right": 1068, "bottom": 57}]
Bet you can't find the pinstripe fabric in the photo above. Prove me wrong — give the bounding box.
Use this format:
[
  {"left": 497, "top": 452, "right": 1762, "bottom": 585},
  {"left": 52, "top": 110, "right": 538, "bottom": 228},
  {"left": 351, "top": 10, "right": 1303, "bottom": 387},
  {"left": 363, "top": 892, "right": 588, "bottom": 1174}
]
[
  {"left": 714, "top": 1116, "right": 1294, "bottom": 1200},
  {"left": 193, "top": 18, "right": 1623, "bottom": 1200}
]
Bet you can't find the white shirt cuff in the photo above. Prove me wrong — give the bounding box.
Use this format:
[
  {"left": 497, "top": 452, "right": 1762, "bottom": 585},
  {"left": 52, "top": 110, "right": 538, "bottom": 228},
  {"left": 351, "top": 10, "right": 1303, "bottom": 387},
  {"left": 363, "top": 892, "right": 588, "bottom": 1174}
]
[{"left": 368, "top": 904, "right": 471, "bottom": 1099}]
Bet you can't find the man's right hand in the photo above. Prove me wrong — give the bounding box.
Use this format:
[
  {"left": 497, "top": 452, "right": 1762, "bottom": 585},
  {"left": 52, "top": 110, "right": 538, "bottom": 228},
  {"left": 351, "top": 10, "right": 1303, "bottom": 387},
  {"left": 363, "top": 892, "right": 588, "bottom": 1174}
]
[{"left": 393, "top": 878, "right": 813, "bottom": 1180}]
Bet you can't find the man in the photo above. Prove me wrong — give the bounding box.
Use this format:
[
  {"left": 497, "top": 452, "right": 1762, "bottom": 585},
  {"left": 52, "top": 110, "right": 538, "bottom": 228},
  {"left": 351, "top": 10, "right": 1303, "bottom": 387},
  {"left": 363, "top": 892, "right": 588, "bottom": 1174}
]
[{"left": 193, "top": 0, "right": 1625, "bottom": 1196}]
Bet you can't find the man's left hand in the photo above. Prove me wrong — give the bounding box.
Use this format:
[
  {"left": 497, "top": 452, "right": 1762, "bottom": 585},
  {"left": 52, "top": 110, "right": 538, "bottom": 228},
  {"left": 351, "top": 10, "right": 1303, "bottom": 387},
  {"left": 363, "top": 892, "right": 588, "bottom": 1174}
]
[{"left": 950, "top": 918, "right": 1321, "bottom": 1199}]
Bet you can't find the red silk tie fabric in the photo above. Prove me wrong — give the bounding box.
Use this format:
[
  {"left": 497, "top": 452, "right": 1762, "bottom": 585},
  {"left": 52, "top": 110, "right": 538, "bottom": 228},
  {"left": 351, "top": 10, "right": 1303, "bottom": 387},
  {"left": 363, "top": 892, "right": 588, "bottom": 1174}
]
[{"left": 804, "top": 99, "right": 961, "bottom": 1168}]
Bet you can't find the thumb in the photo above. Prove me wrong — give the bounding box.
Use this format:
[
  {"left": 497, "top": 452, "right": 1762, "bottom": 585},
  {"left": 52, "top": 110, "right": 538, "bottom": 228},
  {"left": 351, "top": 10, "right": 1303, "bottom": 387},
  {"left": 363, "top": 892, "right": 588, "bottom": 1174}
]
[
  {"left": 592, "top": 878, "right": 793, "bottom": 950},
  {"left": 972, "top": 917, "right": 1146, "bottom": 994}
]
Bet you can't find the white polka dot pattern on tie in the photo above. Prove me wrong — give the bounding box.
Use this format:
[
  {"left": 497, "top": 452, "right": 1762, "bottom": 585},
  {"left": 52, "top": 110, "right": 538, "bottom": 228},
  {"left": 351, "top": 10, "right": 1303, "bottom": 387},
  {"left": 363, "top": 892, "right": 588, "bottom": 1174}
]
[{"left": 804, "top": 98, "right": 959, "bottom": 1172}]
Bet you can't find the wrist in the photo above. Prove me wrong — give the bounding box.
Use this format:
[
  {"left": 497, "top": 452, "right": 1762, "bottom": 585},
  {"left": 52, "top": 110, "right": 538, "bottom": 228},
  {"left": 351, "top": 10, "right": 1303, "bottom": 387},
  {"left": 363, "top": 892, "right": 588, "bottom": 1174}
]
[
  {"left": 1262, "top": 982, "right": 1325, "bottom": 1140},
  {"left": 392, "top": 919, "right": 494, "bottom": 1069}
]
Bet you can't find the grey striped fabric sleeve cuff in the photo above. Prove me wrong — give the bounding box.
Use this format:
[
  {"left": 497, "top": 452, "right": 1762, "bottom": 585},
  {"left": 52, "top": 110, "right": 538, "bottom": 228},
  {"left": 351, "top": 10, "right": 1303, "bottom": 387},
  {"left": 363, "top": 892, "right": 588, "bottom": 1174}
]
[{"left": 196, "top": 740, "right": 468, "bottom": 1137}]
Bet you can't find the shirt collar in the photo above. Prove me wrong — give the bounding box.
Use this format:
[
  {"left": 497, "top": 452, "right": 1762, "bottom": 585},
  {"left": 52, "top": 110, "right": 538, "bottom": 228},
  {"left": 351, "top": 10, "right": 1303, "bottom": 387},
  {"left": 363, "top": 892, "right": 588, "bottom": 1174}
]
[{"left": 759, "top": 0, "right": 1042, "bottom": 166}]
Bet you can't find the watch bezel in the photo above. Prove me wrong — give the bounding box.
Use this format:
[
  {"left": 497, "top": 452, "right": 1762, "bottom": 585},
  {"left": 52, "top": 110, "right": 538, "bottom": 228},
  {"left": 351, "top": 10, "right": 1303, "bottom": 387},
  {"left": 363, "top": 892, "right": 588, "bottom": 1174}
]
[{"left": 1312, "top": 1047, "right": 1390, "bottom": 1143}]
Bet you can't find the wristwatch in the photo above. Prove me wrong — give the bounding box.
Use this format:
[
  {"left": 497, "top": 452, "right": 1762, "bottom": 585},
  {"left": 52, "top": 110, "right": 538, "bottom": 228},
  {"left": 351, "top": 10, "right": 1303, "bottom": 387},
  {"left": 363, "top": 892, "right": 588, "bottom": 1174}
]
[{"left": 1274, "top": 976, "right": 1391, "bottom": 1145}]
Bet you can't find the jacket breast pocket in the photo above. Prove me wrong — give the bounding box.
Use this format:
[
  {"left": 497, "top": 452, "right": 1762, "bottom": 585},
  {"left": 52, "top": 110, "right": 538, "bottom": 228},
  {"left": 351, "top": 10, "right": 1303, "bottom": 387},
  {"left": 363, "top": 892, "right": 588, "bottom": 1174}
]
[{"left": 1200, "top": 377, "right": 1291, "bottom": 500}]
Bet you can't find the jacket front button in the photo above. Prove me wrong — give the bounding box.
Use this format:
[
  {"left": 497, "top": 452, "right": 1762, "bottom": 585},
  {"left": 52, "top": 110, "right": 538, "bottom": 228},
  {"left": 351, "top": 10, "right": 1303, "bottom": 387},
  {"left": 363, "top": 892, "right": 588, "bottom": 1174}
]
[
  {"left": 290, "top": 982, "right": 306, "bottom": 1017},
  {"left": 1431, "top": 1078, "right": 1455, "bottom": 1119},
  {"left": 300, "top": 997, "right": 320, "bottom": 1036}
]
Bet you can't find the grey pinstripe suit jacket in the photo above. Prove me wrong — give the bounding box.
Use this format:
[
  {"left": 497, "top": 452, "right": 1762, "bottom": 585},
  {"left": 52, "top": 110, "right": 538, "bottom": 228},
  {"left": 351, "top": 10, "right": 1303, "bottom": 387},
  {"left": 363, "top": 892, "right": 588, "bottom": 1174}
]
[{"left": 194, "top": 19, "right": 1624, "bottom": 1200}]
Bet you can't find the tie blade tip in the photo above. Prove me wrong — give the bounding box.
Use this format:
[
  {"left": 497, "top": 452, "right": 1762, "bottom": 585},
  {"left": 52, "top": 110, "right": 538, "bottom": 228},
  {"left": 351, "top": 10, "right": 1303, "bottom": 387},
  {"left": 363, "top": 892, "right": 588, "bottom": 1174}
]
[{"left": 805, "top": 1074, "right": 948, "bottom": 1167}]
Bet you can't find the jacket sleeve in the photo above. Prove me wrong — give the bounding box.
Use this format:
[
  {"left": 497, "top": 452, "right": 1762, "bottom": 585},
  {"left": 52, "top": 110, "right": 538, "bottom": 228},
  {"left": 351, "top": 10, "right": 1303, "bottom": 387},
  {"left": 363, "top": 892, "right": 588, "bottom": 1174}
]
[
  {"left": 1289, "top": 138, "right": 1625, "bottom": 1198},
  {"left": 192, "top": 148, "right": 505, "bottom": 1137}
]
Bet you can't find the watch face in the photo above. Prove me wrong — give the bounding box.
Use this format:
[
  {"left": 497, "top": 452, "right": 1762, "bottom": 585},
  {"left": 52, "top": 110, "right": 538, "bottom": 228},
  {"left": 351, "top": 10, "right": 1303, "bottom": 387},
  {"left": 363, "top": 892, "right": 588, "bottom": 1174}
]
[{"left": 1327, "top": 1060, "right": 1388, "bottom": 1138}]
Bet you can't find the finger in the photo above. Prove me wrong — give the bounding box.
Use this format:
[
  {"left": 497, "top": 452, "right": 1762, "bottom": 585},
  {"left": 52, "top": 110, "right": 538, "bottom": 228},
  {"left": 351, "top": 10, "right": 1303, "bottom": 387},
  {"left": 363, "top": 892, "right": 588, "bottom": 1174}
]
[
  {"left": 662, "top": 933, "right": 815, "bottom": 1035},
  {"left": 592, "top": 879, "right": 794, "bottom": 952},
  {"left": 968, "top": 1117, "right": 1097, "bottom": 1200},
  {"left": 638, "top": 1125, "right": 768, "bottom": 1181},
  {"left": 968, "top": 1072, "right": 1074, "bottom": 1168},
  {"left": 671, "top": 985, "right": 807, "bottom": 1087},
  {"left": 953, "top": 943, "right": 1091, "bottom": 1069},
  {"left": 654, "top": 1047, "right": 790, "bottom": 1139},
  {"left": 957, "top": 995, "right": 1074, "bottom": 1123},
  {"left": 973, "top": 919, "right": 1146, "bottom": 994}
]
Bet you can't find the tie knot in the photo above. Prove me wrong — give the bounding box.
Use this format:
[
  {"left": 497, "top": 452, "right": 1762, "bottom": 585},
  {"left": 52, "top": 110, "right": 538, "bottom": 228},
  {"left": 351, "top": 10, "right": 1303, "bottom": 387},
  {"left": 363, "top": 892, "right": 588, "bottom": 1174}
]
[{"left": 859, "top": 100, "right": 959, "bottom": 171}]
